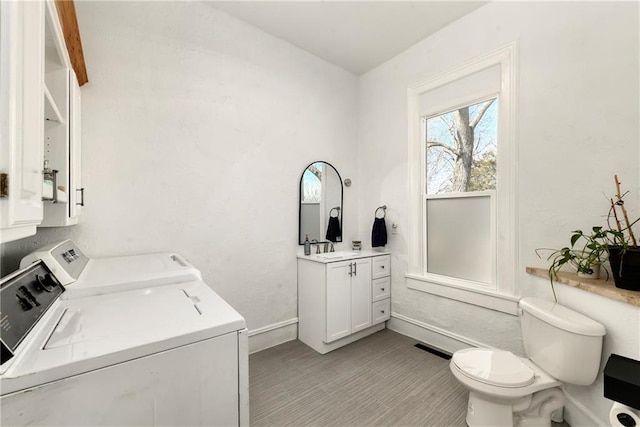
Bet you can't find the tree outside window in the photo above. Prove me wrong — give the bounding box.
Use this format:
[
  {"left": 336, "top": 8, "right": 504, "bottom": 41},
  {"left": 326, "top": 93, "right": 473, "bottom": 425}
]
[{"left": 426, "top": 98, "right": 498, "bottom": 194}]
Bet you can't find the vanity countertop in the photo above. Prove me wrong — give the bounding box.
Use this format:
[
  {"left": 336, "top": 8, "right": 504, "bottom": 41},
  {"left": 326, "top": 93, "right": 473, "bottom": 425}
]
[{"left": 297, "top": 250, "right": 390, "bottom": 264}]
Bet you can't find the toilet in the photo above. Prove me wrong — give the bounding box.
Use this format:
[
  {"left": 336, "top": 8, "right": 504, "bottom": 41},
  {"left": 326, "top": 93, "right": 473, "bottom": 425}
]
[{"left": 450, "top": 297, "right": 606, "bottom": 427}]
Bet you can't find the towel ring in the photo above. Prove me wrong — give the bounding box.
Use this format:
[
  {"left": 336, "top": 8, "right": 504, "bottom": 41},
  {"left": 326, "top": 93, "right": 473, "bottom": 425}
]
[
  {"left": 375, "top": 205, "right": 387, "bottom": 219},
  {"left": 330, "top": 207, "right": 341, "bottom": 218}
]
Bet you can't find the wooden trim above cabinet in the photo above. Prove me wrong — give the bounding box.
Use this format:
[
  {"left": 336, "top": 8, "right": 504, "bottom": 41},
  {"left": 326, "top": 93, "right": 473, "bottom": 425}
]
[{"left": 54, "top": 0, "right": 88, "bottom": 86}]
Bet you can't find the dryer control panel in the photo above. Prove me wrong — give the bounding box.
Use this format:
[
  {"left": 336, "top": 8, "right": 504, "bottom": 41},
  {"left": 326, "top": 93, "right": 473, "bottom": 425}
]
[{"left": 0, "top": 262, "right": 65, "bottom": 365}]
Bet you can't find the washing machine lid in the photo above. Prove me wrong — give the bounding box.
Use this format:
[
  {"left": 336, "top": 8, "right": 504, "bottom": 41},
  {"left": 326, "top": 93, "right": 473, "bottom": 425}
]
[
  {"left": 453, "top": 348, "right": 535, "bottom": 388},
  {"left": 1, "top": 280, "right": 245, "bottom": 395},
  {"left": 20, "top": 240, "right": 202, "bottom": 298},
  {"left": 68, "top": 253, "right": 202, "bottom": 297}
]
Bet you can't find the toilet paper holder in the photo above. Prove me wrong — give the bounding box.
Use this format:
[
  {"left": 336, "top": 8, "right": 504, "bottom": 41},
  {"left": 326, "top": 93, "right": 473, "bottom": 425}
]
[
  {"left": 610, "top": 402, "right": 640, "bottom": 427},
  {"left": 604, "top": 354, "right": 640, "bottom": 410}
]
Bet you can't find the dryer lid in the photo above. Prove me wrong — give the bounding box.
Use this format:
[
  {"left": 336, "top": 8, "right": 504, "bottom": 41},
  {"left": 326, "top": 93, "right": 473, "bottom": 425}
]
[{"left": 453, "top": 348, "right": 535, "bottom": 387}]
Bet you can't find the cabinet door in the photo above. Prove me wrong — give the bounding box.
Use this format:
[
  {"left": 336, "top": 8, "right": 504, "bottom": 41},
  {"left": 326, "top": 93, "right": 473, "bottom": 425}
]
[
  {"left": 325, "top": 261, "right": 351, "bottom": 343},
  {"left": 0, "top": 1, "right": 44, "bottom": 242},
  {"left": 68, "top": 69, "right": 82, "bottom": 220},
  {"left": 350, "top": 258, "right": 372, "bottom": 333}
]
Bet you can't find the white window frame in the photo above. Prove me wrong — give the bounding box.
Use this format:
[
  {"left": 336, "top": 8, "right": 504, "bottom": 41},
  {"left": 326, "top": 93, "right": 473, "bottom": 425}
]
[{"left": 406, "top": 42, "right": 519, "bottom": 315}]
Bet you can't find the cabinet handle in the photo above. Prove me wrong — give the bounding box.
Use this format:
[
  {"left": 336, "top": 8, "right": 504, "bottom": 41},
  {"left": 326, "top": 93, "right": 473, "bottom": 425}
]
[
  {"left": 76, "top": 188, "right": 85, "bottom": 206},
  {"left": 381, "top": 310, "right": 385, "bottom": 314},
  {"left": 381, "top": 287, "right": 385, "bottom": 291},
  {"left": 381, "top": 265, "right": 385, "bottom": 269},
  {"left": 354, "top": 262, "right": 357, "bottom": 276},
  {"left": 348, "top": 262, "right": 353, "bottom": 276}
]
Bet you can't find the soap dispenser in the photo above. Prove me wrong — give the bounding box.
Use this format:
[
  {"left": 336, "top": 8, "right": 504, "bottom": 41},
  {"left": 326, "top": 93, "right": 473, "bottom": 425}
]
[{"left": 304, "top": 234, "right": 311, "bottom": 256}]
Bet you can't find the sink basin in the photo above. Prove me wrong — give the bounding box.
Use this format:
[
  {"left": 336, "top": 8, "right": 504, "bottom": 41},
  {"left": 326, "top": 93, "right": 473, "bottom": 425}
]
[{"left": 314, "top": 251, "right": 360, "bottom": 260}]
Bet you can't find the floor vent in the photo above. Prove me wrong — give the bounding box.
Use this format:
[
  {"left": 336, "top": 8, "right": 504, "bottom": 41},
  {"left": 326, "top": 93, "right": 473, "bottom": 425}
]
[{"left": 414, "top": 343, "right": 452, "bottom": 360}]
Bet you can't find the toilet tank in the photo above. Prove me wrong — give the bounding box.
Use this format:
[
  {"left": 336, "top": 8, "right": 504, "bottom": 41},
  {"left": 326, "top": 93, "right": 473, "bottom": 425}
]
[{"left": 520, "top": 297, "right": 606, "bottom": 385}]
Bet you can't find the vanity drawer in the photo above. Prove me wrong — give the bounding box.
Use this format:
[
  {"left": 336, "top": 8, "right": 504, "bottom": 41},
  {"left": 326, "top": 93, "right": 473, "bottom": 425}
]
[
  {"left": 372, "top": 299, "right": 390, "bottom": 324},
  {"left": 372, "top": 277, "right": 390, "bottom": 302},
  {"left": 372, "top": 255, "right": 390, "bottom": 279}
]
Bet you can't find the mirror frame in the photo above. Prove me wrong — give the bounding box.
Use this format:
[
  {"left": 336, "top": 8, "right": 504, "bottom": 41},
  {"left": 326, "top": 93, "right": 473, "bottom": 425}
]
[{"left": 298, "top": 161, "right": 343, "bottom": 245}]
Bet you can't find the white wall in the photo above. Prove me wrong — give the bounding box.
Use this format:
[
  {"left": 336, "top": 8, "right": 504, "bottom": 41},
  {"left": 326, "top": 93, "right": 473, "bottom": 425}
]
[
  {"left": 357, "top": 1, "right": 639, "bottom": 424},
  {"left": 1, "top": 1, "right": 359, "bottom": 350}
]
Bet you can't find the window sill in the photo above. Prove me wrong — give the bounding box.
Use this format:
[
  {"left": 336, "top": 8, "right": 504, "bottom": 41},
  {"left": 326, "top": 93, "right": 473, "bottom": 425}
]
[
  {"left": 405, "top": 274, "right": 519, "bottom": 315},
  {"left": 526, "top": 267, "right": 640, "bottom": 308}
]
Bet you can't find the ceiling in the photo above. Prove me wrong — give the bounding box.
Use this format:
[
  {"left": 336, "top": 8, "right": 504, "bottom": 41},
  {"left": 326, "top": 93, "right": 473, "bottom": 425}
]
[{"left": 207, "top": 2, "right": 488, "bottom": 75}]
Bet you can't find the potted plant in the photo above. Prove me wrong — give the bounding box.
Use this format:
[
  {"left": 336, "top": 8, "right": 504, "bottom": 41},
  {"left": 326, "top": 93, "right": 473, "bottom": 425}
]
[
  {"left": 605, "top": 175, "right": 640, "bottom": 291},
  {"left": 536, "top": 227, "right": 610, "bottom": 302}
]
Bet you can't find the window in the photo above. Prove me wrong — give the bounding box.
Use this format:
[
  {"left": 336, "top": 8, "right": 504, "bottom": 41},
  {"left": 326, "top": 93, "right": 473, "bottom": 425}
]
[
  {"left": 425, "top": 98, "right": 497, "bottom": 287},
  {"left": 407, "top": 43, "right": 518, "bottom": 315}
]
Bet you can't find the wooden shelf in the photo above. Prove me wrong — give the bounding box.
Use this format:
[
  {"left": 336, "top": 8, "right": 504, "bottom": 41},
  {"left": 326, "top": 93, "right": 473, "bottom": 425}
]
[{"left": 526, "top": 267, "right": 640, "bottom": 307}]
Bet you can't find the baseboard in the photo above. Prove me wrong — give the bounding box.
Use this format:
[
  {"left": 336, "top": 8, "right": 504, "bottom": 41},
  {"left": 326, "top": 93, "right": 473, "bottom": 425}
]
[
  {"left": 388, "top": 312, "right": 607, "bottom": 426},
  {"left": 562, "top": 390, "right": 607, "bottom": 427},
  {"left": 248, "top": 318, "right": 298, "bottom": 354},
  {"left": 388, "top": 312, "right": 493, "bottom": 354}
]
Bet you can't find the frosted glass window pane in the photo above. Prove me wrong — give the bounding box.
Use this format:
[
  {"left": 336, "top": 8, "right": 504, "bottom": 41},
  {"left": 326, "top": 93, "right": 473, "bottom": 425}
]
[{"left": 426, "top": 195, "right": 492, "bottom": 284}]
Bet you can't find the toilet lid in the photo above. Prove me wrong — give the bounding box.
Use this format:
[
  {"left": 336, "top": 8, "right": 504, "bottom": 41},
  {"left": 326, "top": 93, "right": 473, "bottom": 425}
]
[{"left": 452, "top": 348, "right": 535, "bottom": 388}]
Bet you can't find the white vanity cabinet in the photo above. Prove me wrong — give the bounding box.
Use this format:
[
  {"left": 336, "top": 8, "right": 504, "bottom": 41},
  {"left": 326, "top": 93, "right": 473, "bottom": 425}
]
[
  {"left": 298, "top": 252, "right": 390, "bottom": 354},
  {"left": 0, "top": 1, "right": 45, "bottom": 243}
]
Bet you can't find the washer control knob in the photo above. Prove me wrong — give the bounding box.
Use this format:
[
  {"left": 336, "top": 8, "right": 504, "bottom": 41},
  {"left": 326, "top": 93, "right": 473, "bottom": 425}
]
[{"left": 34, "top": 275, "right": 54, "bottom": 292}]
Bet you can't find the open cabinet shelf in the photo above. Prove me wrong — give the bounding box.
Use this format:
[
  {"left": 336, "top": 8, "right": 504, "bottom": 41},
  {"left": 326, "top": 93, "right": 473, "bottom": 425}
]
[{"left": 44, "top": 84, "right": 64, "bottom": 123}]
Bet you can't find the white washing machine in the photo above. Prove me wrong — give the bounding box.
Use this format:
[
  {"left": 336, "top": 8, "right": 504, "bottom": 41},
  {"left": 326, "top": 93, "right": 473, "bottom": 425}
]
[{"left": 2, "top": 245, "right": 249, "bottom": 426}]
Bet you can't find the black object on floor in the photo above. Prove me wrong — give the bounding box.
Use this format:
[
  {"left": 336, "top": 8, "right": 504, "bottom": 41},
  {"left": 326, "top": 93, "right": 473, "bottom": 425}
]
[{"left": 415, "top": 343, "right": 452, "bottom": 360}]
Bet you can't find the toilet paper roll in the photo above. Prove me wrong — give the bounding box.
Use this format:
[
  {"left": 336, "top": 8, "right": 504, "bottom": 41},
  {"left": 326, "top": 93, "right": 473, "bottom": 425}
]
[{"left": 610, "top": 402, "right": 640, "bottom": 427}]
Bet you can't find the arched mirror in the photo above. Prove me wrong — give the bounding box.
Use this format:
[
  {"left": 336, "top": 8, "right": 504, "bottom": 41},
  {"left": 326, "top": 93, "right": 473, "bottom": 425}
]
[{"left": 299, "top": 161, "right": 343, "bottom": 245}]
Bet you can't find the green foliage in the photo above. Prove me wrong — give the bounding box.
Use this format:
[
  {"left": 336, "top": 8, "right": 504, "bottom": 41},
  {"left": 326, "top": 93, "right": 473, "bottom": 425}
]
[
  {"left": 468, "top": 151, "right": 496, "bottom": 192},
  {"left": 536, "top": 227, "right": 610, "bottom": 302}
]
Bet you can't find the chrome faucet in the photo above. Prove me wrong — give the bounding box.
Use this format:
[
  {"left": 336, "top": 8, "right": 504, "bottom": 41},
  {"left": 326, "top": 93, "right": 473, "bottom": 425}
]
[
  {"left": 311, "top": 239, "right": 321, "bottom": 254},
  {"left": 324, "top": 242, "right": 334, "bottom": 253}
]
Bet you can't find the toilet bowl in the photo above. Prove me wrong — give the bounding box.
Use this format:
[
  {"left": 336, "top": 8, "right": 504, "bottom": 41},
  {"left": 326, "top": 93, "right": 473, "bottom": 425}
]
[
  {"left": 450, "top": 348, "right": 563, "bottom": 427},
  {"left": 450, "top": 297, "right": 606, "bottom": 427}
]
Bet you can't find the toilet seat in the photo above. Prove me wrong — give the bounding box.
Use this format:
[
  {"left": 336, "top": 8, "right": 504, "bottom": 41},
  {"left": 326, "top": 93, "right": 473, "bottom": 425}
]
[{"left": 452, "top": 348, "right": 535, "bottom": 388}]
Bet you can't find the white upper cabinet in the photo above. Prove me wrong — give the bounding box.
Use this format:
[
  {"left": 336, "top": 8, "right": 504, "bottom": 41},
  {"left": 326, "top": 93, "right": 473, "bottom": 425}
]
[
  {"left": 0, "top": 1, "right": 45, "bottom": 243},
  {"left": 0, "top": 0, "right": 84, "bottom": 242}
]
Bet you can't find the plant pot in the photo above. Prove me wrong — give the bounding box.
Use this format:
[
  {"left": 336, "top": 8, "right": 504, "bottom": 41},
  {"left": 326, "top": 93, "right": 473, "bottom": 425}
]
[
  {"left": 577, "top": 263, "right": 601, "bottom": 280},
  {"left": 607, "top": 246, "right": 640, "bottom": 291}
]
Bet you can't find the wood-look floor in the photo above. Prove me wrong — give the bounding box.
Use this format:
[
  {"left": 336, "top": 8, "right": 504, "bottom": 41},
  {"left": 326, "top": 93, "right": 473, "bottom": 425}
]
[
  {"left": 249, "top": 329, "right": 571, "bottom": 427},
  {"left": 249, "top": 329, "right": 468, "bottom": 426}
]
